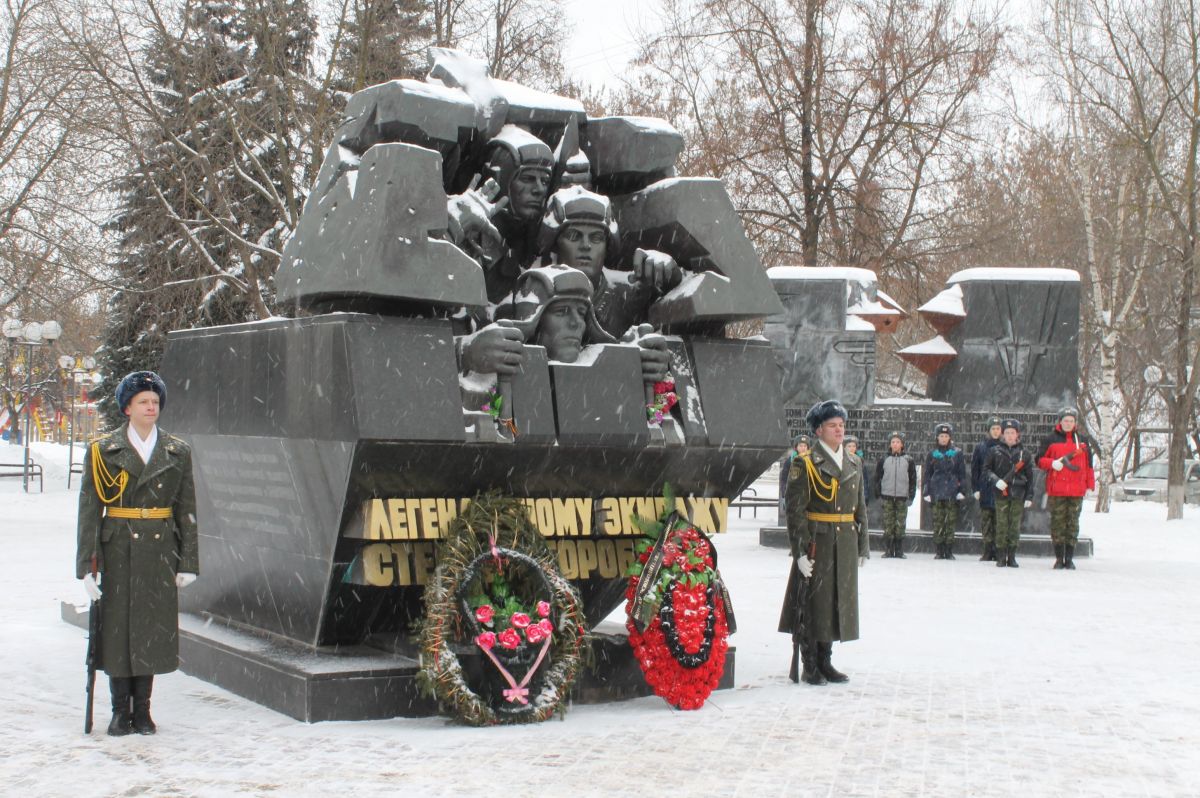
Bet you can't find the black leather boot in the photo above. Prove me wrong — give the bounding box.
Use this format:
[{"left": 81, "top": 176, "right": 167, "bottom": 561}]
[
  {"left": 996, "top": 548, "right": 1007, "bottom": 567},
  {"left": 800, "top": 639, "right": 826, "bottom": 685},
  {"left": 896, "top": 538, "right": 906, "bottom": 559},
  {"left": 944, "top": 542, "right": 956, "bottom": 561},
  {"left": 107, "top": 677, "right": 133, "bottom": 736},
  {"left": 1065, "top": 545, "right": 1076, "bottom": 570},
  {"left": 131, "top": 675, "right": 156, "bottom": 735},
  {"left": 816, "top": 642, "right": 849, "bottom": 683},
  {"left": 1007, "top": 548, "right": 1019, "bottom": 568},
  {"left": 980, "top": 543, "right": 994, "bottom": 562},
  {"left": 933, "top": 543, "right": 943, "bottom": 560},
  {"left": 1053, "top": 544, "right": 1065, "bottom": 569}
]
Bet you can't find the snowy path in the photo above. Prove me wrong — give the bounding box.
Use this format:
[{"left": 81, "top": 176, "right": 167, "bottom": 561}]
[{"left": 1, "top": 444, "right": 1198, "bottom": 796}]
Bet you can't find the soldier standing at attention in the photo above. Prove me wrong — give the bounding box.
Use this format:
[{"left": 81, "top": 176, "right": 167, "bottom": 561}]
[
  {"left": 778, "top": 400, "right": 868, "bottom": 686},
  {"left": 971, "top": 417, "right": 1004, "bottom": 561},
  {"left": 985, "top": 420, "right": 1036, "bottom": 568},
  {"left": 1037, "top": 407, "right": 1097, "bottom": 570},
  {"left": 76, "top": 372, "right": 199, "bottom": 736},
  {"left": 923, "top": 423, "right": 966, "bottom": 560},
  {"left": 875, "top": 431, "right": 916, "bottom": 558}
]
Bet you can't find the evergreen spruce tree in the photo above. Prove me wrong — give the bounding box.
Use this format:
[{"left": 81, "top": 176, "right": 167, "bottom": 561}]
[
  {"left": 98, "top": 0, "right": 320, "bottom": 426},
  {"left": 332, "top": 0, "right": 430, "bottom": 95}
]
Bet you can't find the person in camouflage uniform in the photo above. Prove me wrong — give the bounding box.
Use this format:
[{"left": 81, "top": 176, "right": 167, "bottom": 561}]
[
  {"left": 971, "top": 417, "right": 1004, "bottom": 561},
  {"left": 922, "top": 423, "right": 966, "bottom": 559},
  {"left": 985, "top": 420, "right": 1036, "bottom": 568},
  {"left": 778, "top": 400, "right": 868, "bottom": 686},
  {"left": 874, "top": 431, "right": 916, "bottom": 558},
  {"left": 1036, "top": 407, "right": 1097, "bottom": 570}
]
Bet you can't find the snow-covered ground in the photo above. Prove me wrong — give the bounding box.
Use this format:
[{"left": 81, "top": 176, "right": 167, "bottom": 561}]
[{"left": 2, "top": 442, "right": 1198, "bottom": 797}]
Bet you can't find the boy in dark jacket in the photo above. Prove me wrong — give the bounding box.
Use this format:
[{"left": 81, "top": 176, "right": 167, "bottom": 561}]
[
  {"left": 1036, "top": 407, "right": 1097, "bottom": 569},
  {"left": 971, "top": 417, "right": 1004, "bottom": 561},
  {"left": 923, "top": 423, "right": 966, "bottom": 559},
  {"left": 875, "top": 431, "right": 916, "bottom": 558},
  {"left": 845, "top": 435, "right": 869, "bottom": 502},
  {"left": 985, "top": 419, "right": 1036, "bottom": 568}
]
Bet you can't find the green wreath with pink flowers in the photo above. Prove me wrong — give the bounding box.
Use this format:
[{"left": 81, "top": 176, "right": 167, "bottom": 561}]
[{"left": 417, "top": 493, "right": 586, "bottom": 726}]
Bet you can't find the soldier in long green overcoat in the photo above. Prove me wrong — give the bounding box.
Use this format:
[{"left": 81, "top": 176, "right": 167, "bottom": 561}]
[
  {"left": 778, "top": 399, "right": 868, "bottom": 685},
  {"left": 76, "top": 371, "right": 198, "bottom": 736}
]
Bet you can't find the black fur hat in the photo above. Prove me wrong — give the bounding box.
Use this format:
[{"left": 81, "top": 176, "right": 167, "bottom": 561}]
[
  {"left": 116, "top": 371, "right": 167, "bottom": 413},
  {"left": 987, "top": 416, "right": 1003, "bottom": 430},
  {"left": 1002, "top": 419, "right": 1022, "bottom": 432},
  {"left": 934, "top": 423, "right": 953, "bottom": 438},
  {"left": 806, "top": 399, "right": 847, "bottom": 433}
]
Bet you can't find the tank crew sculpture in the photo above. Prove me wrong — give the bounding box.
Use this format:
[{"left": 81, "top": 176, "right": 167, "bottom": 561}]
[{"left": 157, "top": 48, "right": 787, "bottom": 721}]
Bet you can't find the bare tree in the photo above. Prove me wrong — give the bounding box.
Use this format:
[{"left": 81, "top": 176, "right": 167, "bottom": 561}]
[
  {"left": 625, "top": 0, "right": 1003, "bottom": 285},
  {"left": 1051, "top": 0, "right": 1200, "bottom": 519}
]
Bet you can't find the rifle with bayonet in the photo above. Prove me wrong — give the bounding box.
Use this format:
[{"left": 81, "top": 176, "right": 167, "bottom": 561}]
[
  {"left": 84, "top": 556, "right": 101, "bottom": 734},
  {"left": 788, "top": 540, "right": 816, "bottom": 683}
]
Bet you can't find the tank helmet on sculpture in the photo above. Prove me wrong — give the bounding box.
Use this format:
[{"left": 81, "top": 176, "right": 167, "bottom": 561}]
[
  {"left": 536, "top": 186, "right": 619, "bottom": 261},
  {"left": 509, "top": 265, "right": 615, "bottom": 346},
  {"left": 485, "top": 125, "right": 554, "bottom": 193}
]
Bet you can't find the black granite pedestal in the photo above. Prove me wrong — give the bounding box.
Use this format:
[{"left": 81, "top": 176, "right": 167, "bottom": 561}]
[{"left": 61, "top": 606, "right": 734, "bottom": 722}]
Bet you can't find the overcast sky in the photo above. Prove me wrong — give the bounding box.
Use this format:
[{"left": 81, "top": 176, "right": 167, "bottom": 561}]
[{"left": 560, "top": 0, "right": 662, "bottom": 88}]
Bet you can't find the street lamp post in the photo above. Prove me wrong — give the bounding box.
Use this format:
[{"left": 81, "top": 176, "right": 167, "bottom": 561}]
[
  {"left": 3, "top": 318, "right": 62, "bottom": 492},
  {"left": 60, "top": 354, "right": 96, "bottom": 489}
]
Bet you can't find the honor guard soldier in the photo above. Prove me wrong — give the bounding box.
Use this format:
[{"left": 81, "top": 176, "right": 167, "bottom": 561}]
[
  {"left": 75, "top": 371, "right": 199, "bottom": 736},
  {"left": 778, "top": 400, "right": 868, "bottom": 686}
]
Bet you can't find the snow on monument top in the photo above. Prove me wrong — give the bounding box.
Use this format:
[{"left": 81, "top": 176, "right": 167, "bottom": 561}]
[{"left": 947, "top": 267, "right": 1080, "bottom": 284}]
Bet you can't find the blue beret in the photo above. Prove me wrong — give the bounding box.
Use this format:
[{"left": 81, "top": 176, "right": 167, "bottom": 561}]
[{"left": 116, "top": 371, "right": 167, "bottom": 413}]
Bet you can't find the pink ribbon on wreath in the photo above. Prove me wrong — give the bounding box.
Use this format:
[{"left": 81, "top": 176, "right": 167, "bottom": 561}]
[{"left": 477, "top": 635, "right": 553, "bottom": 705}]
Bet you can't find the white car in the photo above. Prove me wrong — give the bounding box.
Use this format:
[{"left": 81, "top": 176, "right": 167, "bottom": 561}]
[{"left": 1112, "top": 459, "right": 1200, "bottom": 504}]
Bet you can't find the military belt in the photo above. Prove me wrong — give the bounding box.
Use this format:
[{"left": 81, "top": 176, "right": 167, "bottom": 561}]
[
  {"left": 806, "top": 512, "right": 856, "bottom": 523},
  {"left": 105, "top": 507, "right": 172, "bottom": 520}
]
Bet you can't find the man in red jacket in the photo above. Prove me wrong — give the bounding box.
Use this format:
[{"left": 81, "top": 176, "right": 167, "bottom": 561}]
[{"left": 1036, "top": 407, "right": 1098, "bottom": 570}]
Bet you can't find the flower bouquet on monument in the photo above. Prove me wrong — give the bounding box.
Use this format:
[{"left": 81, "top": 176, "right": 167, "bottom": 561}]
[
  {"left": 418, "top": 493, "right": 585, "bottom": 726},
  {"left": 624, "top": 485, "right": 737, "bottom": 710}
]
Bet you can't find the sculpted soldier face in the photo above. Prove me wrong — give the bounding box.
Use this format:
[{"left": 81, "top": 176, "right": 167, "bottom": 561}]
[
  {"left": 816, "top": 417, "right": 844, "bottom": 450},
  {"left": 509, "top": 169, "right": 551, "bottom": 221},
  {"left": 554, "top": 223, "right": 607, "bottom": 281},
  {"left": 535, "top": 299, "right": 589, "bottom": 362}
]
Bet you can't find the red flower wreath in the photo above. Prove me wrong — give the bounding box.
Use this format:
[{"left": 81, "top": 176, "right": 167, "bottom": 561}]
[{"left": 624, "top": 493, "right": 735, "bottom": 710}]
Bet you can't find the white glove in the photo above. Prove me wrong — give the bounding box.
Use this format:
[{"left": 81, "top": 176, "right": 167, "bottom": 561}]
[
  {"left": 175, "top": 572, "right": 197, "bottom": 588},
  {"left": 995, "top": 479, "right": 1007, "bottom": 492},
  {"left": 859, "top": 556, "right": 867, "bottom": 568},
  {"left": 1023, "top": 500, "right": 1032, "bottom": 508},
  {"left": 82, "top": 573, "right": 102, "bottom": 601},
  {"left": 973, "top": 491, "right": 980, "bottom": 501},
  {"left": 1052, "top": 459, "right": 1064, "bottom": 471},
  {"left": 955, "top": 493, "right": 965, "bottom": 501},
  {"left": 923, "top": 495, "right": 932, "bottom": 503},
  {"left": 795, "top": 555, "right": 813, "bottom": 578}
]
